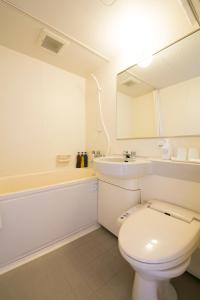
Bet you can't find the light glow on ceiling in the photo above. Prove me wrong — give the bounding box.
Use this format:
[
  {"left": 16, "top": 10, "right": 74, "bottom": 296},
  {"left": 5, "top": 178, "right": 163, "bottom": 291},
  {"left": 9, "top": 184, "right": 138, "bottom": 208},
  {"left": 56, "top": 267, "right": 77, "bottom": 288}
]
[
  {"left": 138, "top": 55, "right": 153, "bottom": 68},
  {"left": 110, "top": 5, "right": 156, "bottom": 66},
  {"left": 117, "top": 15, "right": 154, "bottom": 53}
]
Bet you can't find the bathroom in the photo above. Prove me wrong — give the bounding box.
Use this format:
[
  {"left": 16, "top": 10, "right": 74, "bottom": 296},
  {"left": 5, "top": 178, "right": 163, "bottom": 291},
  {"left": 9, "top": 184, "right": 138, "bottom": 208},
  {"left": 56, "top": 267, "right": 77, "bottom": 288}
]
[{"left": 0, "top": 0, "right": 200, "bottom": 299}]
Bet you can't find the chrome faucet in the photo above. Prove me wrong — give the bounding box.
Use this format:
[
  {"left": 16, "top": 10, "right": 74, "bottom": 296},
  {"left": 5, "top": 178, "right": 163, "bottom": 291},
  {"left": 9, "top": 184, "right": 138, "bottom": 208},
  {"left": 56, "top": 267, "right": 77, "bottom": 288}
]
[
  {"left": 123, "top": 151, "right": 136, "bottom": 161},
  {"left": 130, "top": 151, "right": 136, "bottom": 159},
  {"left": 92, "top": 150, "right": 102, "bottom": 158},
  {"left": 123, "top": 151, "right": 130, "bottom": 159}
]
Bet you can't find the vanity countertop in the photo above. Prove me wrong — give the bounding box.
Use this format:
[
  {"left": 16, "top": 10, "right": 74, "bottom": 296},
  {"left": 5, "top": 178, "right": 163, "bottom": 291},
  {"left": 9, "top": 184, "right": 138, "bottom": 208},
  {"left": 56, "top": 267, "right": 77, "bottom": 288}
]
[{"left": 150, "top": 158, "right": 200, "bottom": 183}]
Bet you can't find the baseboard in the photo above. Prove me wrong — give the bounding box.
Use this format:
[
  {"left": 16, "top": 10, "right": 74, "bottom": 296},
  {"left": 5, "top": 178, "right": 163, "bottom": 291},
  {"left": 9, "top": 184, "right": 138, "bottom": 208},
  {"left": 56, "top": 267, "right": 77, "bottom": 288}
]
[{"left": 0, "top": 223, "right": 100, "bottom": 275}]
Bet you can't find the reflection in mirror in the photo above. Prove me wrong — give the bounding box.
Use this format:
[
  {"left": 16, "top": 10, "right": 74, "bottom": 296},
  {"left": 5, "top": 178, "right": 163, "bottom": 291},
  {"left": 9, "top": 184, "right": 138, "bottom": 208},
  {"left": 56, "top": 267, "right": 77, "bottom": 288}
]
[
  {"left": 116, "top": 29, "right": 200, "bottom": 139},
  {"left": 117, "top": 71, "right": 158, "bottom": 138}
]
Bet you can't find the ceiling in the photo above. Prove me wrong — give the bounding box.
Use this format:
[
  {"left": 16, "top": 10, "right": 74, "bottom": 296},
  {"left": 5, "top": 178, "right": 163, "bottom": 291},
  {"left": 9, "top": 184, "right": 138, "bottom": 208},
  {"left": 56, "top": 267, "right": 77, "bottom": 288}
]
[{"left": 0, "top": 0, "right": 199, "bottom": 77}]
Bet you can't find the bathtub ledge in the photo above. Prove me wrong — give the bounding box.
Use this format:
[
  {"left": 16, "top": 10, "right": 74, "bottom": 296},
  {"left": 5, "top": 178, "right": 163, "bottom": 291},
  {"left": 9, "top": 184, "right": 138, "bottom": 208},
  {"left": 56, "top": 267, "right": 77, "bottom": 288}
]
[{"left": 0, "top": 175, "right": 97, "bottom": 200}]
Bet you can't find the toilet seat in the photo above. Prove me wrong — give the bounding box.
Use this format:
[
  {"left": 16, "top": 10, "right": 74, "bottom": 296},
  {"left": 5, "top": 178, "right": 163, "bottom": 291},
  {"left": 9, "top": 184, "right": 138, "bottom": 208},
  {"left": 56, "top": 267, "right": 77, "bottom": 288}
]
[
  {"left": 120, "top": 247, "right": 191, "bottom": 282},
  {"left": 118, "top": 201, "right": 200, "bottom": 300},
  {"left": 119, "top": 244, "right": 192, "bottom": 272},
  {"left": 119, "top": 201, "right": 200, "bottom": 267}
]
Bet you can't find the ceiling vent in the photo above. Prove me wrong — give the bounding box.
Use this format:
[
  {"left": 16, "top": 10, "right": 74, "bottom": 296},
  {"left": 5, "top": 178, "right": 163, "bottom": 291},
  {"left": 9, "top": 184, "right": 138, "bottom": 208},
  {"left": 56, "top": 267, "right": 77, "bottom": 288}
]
[
  {"left": 38, "top": 29, "right": 70, "bottom": 54},
  {"left": 123, "top": 79, "right": 137, "bottom": 87},
  {"left": 118, "top": 71, "right": 141, "bottom": 87}
]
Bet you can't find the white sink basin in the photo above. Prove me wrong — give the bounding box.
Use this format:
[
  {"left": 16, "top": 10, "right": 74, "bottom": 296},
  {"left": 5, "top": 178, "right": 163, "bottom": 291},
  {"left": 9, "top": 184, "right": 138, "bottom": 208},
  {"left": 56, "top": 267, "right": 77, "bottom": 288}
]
[
  {"left": 100, "top": 157, "right": 133, "bottom": 162},
  {"left": 93, "top": 156, "right": 152, "bottom": 179}
]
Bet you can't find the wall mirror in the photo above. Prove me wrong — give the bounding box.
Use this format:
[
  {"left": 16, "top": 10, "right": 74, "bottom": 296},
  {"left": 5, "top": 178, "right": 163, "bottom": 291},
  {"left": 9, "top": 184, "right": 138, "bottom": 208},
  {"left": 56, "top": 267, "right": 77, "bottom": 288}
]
[{"left": 116, "top": 29, "right": 200, "bottom": 139}]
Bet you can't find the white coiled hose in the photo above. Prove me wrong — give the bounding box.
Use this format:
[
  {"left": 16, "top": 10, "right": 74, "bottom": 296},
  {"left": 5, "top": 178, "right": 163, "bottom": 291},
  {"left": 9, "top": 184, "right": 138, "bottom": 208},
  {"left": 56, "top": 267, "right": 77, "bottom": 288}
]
[{"left": 91, "top": 73, "right": 111, "bottom": 155}]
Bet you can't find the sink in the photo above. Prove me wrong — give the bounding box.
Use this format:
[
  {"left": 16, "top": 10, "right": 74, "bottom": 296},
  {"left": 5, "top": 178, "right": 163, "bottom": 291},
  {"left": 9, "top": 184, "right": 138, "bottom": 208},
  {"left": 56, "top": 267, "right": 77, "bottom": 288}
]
[
  {"left": 93, "top": 156, "right": 152, "bottom": 179},
  {"left": 100, "top": 157, "right": 133, "bottom": 163}
]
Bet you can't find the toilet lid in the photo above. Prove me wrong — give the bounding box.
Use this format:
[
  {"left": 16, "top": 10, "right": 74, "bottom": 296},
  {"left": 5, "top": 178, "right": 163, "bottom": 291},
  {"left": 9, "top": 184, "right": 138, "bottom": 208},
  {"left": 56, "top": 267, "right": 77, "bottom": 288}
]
[{"left": 119, "top": 206, "right": 200, "bottom": 264}]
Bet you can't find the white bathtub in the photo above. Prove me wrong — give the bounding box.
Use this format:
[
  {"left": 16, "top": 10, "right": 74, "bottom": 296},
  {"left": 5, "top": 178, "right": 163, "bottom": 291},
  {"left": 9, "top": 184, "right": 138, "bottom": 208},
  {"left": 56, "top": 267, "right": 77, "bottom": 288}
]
[{"left": 0, "top": 168, "right": 98, "bottom": 273}]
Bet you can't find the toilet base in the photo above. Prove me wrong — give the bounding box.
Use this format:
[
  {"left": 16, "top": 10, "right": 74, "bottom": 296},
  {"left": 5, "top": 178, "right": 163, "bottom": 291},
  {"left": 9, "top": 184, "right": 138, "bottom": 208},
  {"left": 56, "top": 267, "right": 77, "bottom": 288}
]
[{"left": 132, "top": 273, "right": 177, "bottom": 300}]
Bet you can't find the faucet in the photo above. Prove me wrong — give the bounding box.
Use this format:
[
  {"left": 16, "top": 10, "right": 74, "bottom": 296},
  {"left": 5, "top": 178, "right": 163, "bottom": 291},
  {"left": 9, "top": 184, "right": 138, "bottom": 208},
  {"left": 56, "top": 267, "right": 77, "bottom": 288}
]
[
  {"left": 92, "top": 150, "right": 103, "bottom": 159},
  {"left": 123, "top": 151, "right": 130, "bottom": 159},
  {"left": 130, "top": 151, "right": 136, "bottom": 159},
  {"left": 123, "top": 151, "right": 136, "bottom": 161}
]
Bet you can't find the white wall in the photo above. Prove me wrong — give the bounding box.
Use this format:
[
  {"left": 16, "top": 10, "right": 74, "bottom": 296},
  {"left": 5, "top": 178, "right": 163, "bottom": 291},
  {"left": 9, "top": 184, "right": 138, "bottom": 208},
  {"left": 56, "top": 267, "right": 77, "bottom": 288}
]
[
  {"left": 0, "top": 45, "right": 85, "bottom": 176},
  {"left": 140, "top": 175, "right": 200, "bottom": 213}
]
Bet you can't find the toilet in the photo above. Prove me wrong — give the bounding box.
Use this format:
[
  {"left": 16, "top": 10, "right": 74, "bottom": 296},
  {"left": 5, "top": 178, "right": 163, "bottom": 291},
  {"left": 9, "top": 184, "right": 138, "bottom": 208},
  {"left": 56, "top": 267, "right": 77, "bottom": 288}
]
[{"left": 118, "top": 200, "right": 200, "bottom": 300}]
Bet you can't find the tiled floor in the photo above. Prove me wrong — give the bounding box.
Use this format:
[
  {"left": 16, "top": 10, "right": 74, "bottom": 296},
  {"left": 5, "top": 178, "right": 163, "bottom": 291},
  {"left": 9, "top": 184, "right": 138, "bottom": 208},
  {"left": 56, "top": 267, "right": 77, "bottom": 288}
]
[{"left": 0, "top": 227, "right": 199, "bottom": 300}]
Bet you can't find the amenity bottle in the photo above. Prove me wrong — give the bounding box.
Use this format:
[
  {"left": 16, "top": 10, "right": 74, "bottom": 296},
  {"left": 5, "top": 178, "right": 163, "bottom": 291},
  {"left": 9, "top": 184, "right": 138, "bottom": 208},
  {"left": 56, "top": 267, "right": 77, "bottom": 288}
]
[
  {"left": 84, "top": 152, "right": 88, "bottom": 167},
  {"left": 76, "top": 152, "right": 81, "bottom": 168},
  {"left": 81, "top": 152, "right": 84, "bottom": 168}
]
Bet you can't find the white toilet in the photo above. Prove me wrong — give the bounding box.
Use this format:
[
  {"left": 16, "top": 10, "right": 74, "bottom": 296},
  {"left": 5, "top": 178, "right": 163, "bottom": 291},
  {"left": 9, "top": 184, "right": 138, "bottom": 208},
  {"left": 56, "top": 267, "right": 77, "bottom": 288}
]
[{"left": 118, "top": 200, "right": 200, "bottom": 300}]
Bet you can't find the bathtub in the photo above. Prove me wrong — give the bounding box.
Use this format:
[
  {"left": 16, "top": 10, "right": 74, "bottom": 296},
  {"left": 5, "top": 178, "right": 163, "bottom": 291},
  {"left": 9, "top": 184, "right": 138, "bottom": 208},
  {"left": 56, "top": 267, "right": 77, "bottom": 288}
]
[{"left": 0, "top": 168, "right": 98, "bottom": 273}]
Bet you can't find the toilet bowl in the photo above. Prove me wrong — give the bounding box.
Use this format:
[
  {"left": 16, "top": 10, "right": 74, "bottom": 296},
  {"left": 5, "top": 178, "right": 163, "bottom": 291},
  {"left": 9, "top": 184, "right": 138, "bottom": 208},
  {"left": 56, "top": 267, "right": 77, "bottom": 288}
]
[{"left": 118, "top": 200, "right": 200, "bottom": 300}]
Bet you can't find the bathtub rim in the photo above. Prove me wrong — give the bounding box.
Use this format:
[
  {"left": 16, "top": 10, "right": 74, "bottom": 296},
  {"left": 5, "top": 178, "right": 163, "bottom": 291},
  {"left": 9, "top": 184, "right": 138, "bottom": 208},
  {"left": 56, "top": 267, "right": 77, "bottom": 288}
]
[
  {"left": 0, "top": 167, "right": 95, "bottom": 181},
  {"left": 0, "top": 175, "right": 97, "bottom": 201}
]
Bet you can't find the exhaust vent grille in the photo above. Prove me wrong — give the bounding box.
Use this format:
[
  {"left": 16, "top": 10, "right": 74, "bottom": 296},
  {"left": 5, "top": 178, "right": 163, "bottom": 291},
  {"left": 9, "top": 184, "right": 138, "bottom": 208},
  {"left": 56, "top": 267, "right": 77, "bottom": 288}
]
[
  {"left": 123, "top": 79, "right": 137, "bottom": 87},
  {"left": 38, "top": 29, "right": 70, "bottom": 54},
  {"left": 41, "top": 35, "right": 64, "bottom": 53},
  {"left": 118, "top": 71, "right": 141, "bottom": 87}
]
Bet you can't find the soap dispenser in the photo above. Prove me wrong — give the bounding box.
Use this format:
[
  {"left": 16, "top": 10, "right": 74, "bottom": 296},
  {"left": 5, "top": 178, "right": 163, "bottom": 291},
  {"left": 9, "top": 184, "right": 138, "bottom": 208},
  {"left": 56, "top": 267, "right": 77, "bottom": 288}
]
[{"left": 161, "top": 139, "right": 171, "bottom": 160}]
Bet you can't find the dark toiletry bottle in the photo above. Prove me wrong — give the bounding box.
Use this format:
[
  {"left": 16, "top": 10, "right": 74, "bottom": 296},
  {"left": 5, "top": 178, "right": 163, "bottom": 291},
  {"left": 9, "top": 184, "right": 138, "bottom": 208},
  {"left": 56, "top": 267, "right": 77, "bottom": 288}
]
[
  {"left": 81, "top": 152, "right": 84, "bottom": 168},
  {"left": 76, "top": 152, "right": 81, "bottom": 168},
  {"left": 84, "top": 152, "right": 88, "bottom": 167}
]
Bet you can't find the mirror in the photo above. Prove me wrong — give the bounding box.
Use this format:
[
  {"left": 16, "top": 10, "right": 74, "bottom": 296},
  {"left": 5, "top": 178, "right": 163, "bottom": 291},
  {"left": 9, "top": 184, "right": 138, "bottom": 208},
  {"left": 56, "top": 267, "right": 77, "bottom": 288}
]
[{"left": 116, "top": 29, "right": 200, "bottom": 139}]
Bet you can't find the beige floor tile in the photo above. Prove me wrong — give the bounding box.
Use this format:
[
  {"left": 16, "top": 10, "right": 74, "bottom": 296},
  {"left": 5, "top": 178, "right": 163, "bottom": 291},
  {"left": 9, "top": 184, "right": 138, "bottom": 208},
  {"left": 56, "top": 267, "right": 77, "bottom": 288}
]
[
  {"left": 96, "top": 264, "right": 134, "bottom": 300},
  {"left": 172, "top": 272, "right": 200, "bottom": 300}
]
